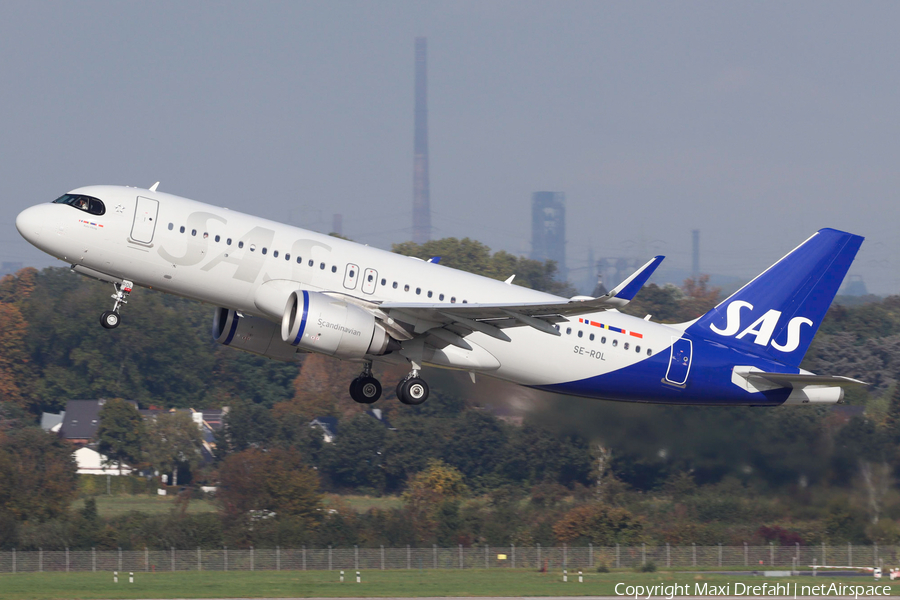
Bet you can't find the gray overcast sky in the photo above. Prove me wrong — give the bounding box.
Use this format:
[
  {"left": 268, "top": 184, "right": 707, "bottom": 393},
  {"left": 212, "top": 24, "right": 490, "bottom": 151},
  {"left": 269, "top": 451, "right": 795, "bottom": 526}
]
[{"left": 1, "top": 1, "right": 898, "bottom": 294}]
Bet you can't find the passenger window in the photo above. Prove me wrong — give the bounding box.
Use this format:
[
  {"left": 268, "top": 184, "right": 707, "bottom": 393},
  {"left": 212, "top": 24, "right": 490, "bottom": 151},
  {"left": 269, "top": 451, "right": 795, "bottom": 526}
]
[
  {"left": 624, "top": 342, "right": 629, "bottom": 350},
  {"left": 320, "top": 263, "right": 325, "bottom": 270},
  {"left": 566, "top": 327, "right": 572, "bottom": 335},
  {"left": 463, "top": 300, "right": 468, "bottom": 304},
  {"left": 226, "top": 238, "right": 232, "bottom": 245},
  {"left": 250, "top": 244, "right": 256, "bottom": 252},
  {"left": 589, "top": 333, "right": 595, "bottom": 341},
  {"left": 350, "top": 269, "right": 356, "bottom": 278},
  {"left": 392, "top": 282, "right": 398, "bottom": 289},
  {"left": 238, "top": 241, "right": 244, "bottom": 249},
  {"left": 203, "top": 232, "right": 208, "bottom": 239},
  {"left": 168, "top": 223, "right": 173, "bottom": 230},
  {"left": 416, "top": 288, "right": 421, "bottom": 295},
  {"left": 635, "top": 345, "right": 641, "bottom": 353},
  {"left": 404, "top": 284, "right": 410, "bottom": 292},
  {"left": 612, "top": 339, "right": 618, "bottom": 347},
  {"left": 261, "top": 247, "right": 267, "bottom": 255},
  {"left": 308, "top": 260, "right": 313, "bottom": 266},
  {"left": 331, "top": 265, "right": 337, "bottom": 273},
  {"left": 647, "top": 349, "right": 653, "bottom": 356},
  {"left": 180, "top": 226, "right": 185, "bottom": 233},
  {"left": 273, "top": 250, "right": 278, "bottom": 258},
  {"left": 215, "top": 235, "right": 220, "bottom": 242},
  {"left": 427, "top": 291, "right": 433, "bottom": 298},
  {"left": 577, "top": 331, "right": 583, "bottom": 338},
  {"left": 191, "top": 229, "right": 197, "bottom": 236},
  {"left": 601, "top": 336, "right": 606, "bottom": 344},
  {"left": 381, "top": 278, "right": 386, "bottom": 285},
  {"left": 439, "top": 294, "right": 445, "bottom": 301},
  {"left": 450, "top": 297, "right": 456, "bottom": 303}
]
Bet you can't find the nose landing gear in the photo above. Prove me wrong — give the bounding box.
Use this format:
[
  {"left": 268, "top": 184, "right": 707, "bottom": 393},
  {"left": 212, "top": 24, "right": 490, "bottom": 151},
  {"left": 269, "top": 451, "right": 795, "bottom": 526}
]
[
  {"left": 99, "top": 280, "right": 133, "bottom": 330},
  {"left": 349, "top": 362, "right": 382, "bottom": 404}
]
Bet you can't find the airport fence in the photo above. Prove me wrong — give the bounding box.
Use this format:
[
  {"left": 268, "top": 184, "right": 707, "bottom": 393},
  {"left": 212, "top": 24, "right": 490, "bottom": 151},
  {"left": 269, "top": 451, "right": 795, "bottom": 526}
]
[
  {"left": 0, "top": 544, "right": 900, "bottom": 573},
  {"left": 0, "top": 544, "right": 897, "bottom": 574}
]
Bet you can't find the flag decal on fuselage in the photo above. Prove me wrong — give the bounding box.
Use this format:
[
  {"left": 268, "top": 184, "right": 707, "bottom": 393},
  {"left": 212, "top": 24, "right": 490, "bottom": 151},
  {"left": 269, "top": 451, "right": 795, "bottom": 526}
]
[{"left": 578, "top": 318, "right": 643, "bottom": 339}]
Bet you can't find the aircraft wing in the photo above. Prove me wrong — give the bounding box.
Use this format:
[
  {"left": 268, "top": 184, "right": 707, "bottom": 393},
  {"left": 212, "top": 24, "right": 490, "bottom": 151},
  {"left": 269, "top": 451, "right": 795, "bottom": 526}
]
[{"left": 374, "top": 255, "right": 664, "bottom": 340}]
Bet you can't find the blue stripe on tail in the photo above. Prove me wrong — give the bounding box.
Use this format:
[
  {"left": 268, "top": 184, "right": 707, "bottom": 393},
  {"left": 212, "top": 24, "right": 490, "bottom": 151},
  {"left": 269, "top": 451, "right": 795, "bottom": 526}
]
[{"left": 686, "top": 228, "right": 863, "bottom": 367}]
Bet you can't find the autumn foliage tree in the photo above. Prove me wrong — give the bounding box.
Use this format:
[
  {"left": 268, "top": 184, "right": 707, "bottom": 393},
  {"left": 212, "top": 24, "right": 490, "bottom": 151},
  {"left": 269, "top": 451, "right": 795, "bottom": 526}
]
[
  {"left": 217, "top": 448, "right": 322, "bottom": 528},
  {"left": 553, "top": 503, "right": 644, "bottom": 546},
  {"left": 0, "top": 428, "right": 77, "bottom": 522}
]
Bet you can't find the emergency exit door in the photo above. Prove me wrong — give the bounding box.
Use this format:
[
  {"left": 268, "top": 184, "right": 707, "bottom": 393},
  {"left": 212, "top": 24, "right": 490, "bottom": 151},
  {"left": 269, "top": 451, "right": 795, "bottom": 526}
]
[
  {"left": 664, "top": 337, "right": 693, "bottom": 386},
  {"left": 131, "top": 197, "right": 159, "bottom": 244}
]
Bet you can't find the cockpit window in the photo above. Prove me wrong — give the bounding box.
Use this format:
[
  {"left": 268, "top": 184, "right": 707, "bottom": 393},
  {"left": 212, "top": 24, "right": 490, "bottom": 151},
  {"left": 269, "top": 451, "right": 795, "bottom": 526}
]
[{"left": 53, "top": 194, "right": 105, "bottom": 216}]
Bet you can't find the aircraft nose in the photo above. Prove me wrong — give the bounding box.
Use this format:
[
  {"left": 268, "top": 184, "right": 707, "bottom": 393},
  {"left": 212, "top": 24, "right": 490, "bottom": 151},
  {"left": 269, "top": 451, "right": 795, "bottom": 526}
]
[{"left": 16, "top": 205, "right": 45, "bottom": 245}]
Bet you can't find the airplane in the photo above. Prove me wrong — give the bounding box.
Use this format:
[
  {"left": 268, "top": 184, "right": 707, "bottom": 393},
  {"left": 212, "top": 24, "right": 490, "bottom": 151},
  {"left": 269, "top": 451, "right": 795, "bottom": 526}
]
[{"left": 16, "top": 184, "right": 866, "bottom": 406}]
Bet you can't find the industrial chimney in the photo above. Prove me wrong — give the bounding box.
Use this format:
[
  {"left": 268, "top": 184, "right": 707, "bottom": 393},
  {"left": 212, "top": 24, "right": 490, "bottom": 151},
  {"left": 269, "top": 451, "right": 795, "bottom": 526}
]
[{"left": 412, "top": 37, "right": 431, "bottom": 244}]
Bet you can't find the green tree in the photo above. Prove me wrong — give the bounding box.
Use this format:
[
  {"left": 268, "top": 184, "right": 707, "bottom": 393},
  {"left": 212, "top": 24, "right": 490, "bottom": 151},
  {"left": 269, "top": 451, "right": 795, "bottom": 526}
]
[
  {"left": 97, "top": 398, "right": 145, "bottom": 473},
  {"left": 319, "top": 414, "right": 388, "bottom": 492},
  {"left": 217, "top": 401, "right": 277, "bottom": 454},
  {"left": 392, "top": 237, "right": 575, "bottom": 295},
  {"left": 145, "top": 411, "right": 204, "bottom": 486}
]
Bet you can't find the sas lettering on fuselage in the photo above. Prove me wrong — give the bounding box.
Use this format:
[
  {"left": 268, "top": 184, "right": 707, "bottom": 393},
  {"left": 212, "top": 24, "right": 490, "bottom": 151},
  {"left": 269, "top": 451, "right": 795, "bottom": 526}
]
[
  {"left": 709, "top": 300, "right": 812, "bottom": 352},
  {"left": 573, "top": 346, "right": 605, "bottom": 360}
]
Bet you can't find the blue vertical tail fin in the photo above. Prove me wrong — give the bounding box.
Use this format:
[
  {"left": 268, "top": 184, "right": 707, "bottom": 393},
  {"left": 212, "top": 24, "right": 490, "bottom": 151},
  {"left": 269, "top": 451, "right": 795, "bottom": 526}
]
[{"left": 686, "top": 228, "right": 864, "bottom": 367}]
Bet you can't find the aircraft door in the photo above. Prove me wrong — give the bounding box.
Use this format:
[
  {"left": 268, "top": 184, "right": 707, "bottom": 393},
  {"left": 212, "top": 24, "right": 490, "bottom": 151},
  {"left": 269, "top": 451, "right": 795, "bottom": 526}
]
[
  {"left": 361, "top": 268, "right": 378, "bottom": 294},
  {"left": 664, "top": 337, "right": 692, "bottom": 386},
  {"left": 343, "top": 263, "right": 359, "bottom": 290},
  {"left": 131, "top": 197, "right": 159, "bottom": 244}
]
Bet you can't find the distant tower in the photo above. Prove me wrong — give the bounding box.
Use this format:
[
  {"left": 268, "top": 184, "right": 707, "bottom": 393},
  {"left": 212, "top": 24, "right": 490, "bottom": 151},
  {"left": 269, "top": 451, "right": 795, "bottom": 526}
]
[
  {"left": 412, "top": 37, "right": 431, "bottom": 244},
  {"left": 530, "top": 191, "right": 567, "bottom": 281},
  {"left": 691, "top": 229, "right": 700, "bottom": 278}
]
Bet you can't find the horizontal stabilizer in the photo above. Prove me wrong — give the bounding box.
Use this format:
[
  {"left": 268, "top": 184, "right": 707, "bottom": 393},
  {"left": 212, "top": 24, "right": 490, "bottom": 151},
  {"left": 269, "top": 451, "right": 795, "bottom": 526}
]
[
  {"left": 748, "top": 372, "right": 868, "bottom": 389},
  {"left": 733, "top": 366, "right": 867, "bottom": 390}
]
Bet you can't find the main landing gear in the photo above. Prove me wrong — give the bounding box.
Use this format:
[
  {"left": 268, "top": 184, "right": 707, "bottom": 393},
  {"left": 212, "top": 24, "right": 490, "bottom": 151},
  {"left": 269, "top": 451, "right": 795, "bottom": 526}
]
[
  {"left": 396, "top": 369, "right": 429, "bottom": 406},
  {"left": 349, "top": 362, "right": 382, "bottom": 404},
  {"left": 99, "top": 280, "right": 133, "bottom": 330},
  {"left": 347, "top": 364, "right": 431, "bottom": 406}
]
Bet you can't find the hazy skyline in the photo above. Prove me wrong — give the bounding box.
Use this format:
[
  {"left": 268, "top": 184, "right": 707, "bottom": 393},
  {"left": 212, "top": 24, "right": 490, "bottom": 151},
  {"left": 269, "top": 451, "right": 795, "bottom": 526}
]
[{"left": 1, "top": 2, "right": 898, "bottom": 294}]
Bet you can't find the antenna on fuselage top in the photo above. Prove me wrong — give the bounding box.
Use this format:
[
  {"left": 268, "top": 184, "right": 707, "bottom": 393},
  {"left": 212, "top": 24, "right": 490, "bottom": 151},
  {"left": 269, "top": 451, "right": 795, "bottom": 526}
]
[{"left": 149, "top": 182, "right": 160, "bottom": 192}]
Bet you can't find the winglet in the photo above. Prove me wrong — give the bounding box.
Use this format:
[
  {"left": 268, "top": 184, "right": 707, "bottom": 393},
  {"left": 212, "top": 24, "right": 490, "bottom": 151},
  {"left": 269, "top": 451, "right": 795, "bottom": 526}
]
[{"left": 601, "top": 255, "right": 664, "bottom": 306}]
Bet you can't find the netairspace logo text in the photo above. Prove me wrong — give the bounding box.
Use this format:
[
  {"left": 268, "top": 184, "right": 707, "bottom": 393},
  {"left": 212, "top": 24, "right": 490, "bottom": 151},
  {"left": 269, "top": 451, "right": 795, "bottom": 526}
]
[{"left": 615, "top": 582, "right": 893, "bottom": 599}]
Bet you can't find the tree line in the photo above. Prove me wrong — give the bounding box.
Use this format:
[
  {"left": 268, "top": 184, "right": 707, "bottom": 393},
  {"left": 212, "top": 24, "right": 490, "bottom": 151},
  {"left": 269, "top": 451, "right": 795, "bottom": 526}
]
[{"left": 1, "top": 237, "right": 899, "bottom": 550}]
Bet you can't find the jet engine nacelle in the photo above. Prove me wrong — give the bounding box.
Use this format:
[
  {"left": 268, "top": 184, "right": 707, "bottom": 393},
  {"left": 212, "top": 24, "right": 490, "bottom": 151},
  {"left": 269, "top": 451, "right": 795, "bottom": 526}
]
[
  {"left": 213, "top": 307, "right": 302, "bottom": 362},
  {"left": 281, "top": 290, "right": 390, "bottom": 359}
]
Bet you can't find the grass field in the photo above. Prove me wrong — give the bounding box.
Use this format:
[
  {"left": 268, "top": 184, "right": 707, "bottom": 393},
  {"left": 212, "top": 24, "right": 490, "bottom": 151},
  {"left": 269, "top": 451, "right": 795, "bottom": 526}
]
[
  {"left": 70, "top": 496, "right": 218, "bottom": 517},
  {"left": 323, "top": 494, "right": 403, "bottom": 512},
  {"left": 0, "top": 569, "right": 896, "bottom": 600}
]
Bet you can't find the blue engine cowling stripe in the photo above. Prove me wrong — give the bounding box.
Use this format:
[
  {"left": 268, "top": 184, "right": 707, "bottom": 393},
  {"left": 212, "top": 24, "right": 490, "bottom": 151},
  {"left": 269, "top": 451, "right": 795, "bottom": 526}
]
[
  {"left": 293, "top": 290, "right": 309, "bottom": 345},
  {"left": 223, "top": 311, "right": 240, "bottom": 346}
]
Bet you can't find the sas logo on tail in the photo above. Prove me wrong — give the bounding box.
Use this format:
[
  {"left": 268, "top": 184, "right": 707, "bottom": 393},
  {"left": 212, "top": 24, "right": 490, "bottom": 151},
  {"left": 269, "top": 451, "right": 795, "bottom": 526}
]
[{"left": 709, "top": 301, "right": 812, "bottom": 352}]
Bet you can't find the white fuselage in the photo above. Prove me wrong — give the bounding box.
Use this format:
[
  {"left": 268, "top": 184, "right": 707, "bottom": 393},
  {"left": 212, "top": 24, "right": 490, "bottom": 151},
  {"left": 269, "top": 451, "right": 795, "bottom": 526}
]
[{"left": 16, "top": 185, "right": 682, "bottom": 392}]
